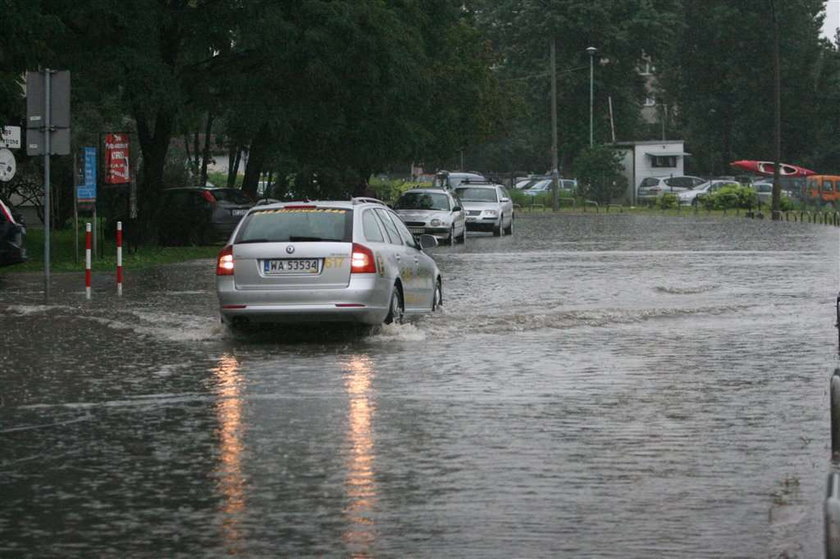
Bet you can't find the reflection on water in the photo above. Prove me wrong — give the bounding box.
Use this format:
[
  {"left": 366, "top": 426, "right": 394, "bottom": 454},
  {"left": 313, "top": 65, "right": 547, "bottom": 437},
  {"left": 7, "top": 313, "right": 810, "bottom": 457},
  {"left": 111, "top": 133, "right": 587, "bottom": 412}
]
[
  {"left": 341, "top": 355, "right": 378, "bottom": 557},
  {"left": 213, "top": 353, "right": 246, "bottom": 554}
]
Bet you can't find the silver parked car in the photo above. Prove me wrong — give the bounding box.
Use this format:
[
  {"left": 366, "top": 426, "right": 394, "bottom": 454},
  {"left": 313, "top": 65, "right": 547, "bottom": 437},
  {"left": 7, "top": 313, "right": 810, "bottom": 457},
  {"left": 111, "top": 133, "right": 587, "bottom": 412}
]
[
  {"left": 393, "top": 188, "right": 466, "bottom": 245},
  {"left": 454, "top": 183, "right": 515, "bottom": 236},
  {"left": 637, "top": 175, "right": 705, "bottom": 204},
  {"left": 216, "top": 199, "right": 443, "bottom": 328}
]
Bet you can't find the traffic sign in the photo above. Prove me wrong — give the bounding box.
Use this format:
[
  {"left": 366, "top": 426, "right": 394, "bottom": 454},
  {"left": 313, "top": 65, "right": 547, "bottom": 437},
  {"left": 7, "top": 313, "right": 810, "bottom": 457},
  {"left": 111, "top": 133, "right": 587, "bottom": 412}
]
[
  {"left": 0, "top": 149, "right": 16, "bottom": 182},
  {"left": 0, "top": 126, "right": 21, "bottom": 149},
  {"left": 25, "top": 70, "right": 71, "bottom": 156}
]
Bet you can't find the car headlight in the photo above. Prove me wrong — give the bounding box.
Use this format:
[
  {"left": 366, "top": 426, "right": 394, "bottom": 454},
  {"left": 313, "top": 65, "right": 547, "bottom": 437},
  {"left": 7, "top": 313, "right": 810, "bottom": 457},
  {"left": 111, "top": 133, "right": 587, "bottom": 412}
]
[
  {"left": 431, "top": 218, "right": 447, "bottom": 227},
  {"left": 482, "top": 209, "right": 498, "bottom": 217}
]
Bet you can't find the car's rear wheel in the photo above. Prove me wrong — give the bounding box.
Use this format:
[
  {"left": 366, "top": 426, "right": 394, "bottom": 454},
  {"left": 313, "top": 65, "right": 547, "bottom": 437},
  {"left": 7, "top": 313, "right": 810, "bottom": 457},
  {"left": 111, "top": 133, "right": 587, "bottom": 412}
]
[
  {"left": 503, "top": 214, "right": 514, "bottom": 235},
  {"left": 384, "top": 285, "right": 404, "bottom": 325},
  {"left": 431, "top": 279, "right": 443, "bottom": 311}
]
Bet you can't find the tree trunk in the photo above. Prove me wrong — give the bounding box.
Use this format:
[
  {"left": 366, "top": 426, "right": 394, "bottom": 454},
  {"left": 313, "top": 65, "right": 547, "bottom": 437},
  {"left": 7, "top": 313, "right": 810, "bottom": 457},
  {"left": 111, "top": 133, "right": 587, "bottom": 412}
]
[
  {"left": 227, "top": 144, "right": 241, "bottom": 188},
  {"left": 135, "top": 108, "right": 175, "bottom": 238},
  {"left": 199, "top": 112, "right": 214, "bottom": 188},
  {"left": 242, "top": 124, "right": 271, "bottom": 198}
]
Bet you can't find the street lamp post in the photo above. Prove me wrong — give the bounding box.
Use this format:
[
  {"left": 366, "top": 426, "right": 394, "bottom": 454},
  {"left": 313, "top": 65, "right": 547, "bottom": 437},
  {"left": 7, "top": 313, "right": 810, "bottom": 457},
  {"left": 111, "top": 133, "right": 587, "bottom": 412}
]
[{"left": 586, "top": 46, "right": 597, "bottom": 148}]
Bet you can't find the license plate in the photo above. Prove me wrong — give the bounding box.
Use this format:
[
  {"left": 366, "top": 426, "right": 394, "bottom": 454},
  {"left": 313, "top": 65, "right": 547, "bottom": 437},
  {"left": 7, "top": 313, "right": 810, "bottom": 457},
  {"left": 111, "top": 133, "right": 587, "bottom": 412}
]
[
  {"left": 263, "top": 259, "right": 320, "bottom": 274},
  {"left": 409, "top": 227, "right": 425, "bottom": 234},
  {"left": 466, "top": 217, "right": 477, "bottom": 222},
  {"left": 231, "top": 209, "right": 248, "bottom": 217}
]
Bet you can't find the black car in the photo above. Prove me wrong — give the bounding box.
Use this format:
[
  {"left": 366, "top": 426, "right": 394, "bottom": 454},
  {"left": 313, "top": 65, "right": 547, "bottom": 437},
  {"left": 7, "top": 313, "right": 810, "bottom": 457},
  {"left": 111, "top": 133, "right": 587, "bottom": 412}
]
[
  {"left": 0, "top": 199, "right": 26, "bottom": 266},
  {"left": 158, "top": 187, "right": 255, "bottom": 245}
]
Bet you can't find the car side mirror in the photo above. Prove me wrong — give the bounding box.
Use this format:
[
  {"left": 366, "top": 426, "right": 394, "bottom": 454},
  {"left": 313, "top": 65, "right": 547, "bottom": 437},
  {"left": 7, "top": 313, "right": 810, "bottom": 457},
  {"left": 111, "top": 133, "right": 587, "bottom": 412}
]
[
  {"left": 418, "top": 234, "right": 438, "bottom": 249},
  {"left": 500, "top": 197, "right": 510, "bottom": 203},
  {"left": 452, "top": 206, "right": 461, "bottom": 212}
]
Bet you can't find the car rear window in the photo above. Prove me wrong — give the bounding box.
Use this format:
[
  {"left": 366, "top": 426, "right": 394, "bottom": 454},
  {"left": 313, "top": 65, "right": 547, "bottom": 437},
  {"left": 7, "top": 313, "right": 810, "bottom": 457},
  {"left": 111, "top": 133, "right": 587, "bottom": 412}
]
[
  {"left": 454, "top": 187, "right": 498, "bottom": 202},
  {"left": 235, "top": 207, "right": 352, "bottom": 243},
  {"left": 395, "top": 192, "right": 450, "bottom": 211},
  {"left": 640, "top": 178, "right": 659, "bottom": 187},
  {"left": 211, "top": 189, "right": 252, "bottom": 204}
]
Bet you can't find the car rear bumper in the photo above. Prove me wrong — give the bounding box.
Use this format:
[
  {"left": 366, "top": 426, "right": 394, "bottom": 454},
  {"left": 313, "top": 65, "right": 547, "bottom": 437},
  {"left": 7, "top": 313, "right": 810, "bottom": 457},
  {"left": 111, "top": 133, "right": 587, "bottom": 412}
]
[{"left": 216, "top": 274, "right": 391, "bottom": 325}]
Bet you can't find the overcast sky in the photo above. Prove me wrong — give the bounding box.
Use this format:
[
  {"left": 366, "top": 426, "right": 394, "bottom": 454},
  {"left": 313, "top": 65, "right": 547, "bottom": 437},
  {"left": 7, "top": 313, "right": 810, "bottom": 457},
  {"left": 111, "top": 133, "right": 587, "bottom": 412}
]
[{"left": 824, "top": 0, "right": 840, "bottom": 38}]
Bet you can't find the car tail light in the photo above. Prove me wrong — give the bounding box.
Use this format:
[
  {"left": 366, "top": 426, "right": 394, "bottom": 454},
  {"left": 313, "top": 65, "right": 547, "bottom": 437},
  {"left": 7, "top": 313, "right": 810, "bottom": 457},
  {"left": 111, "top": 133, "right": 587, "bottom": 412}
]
[
  {"left": 351, "top": 243, "right": 377, "bottom": 274},
  {"left": 0, "top": 201, "right": 15, "bottom": 223},
  {"left": 216, "top": 245, "right": 234, "bottom": 276},
  {"left": 201, "top": 190, "right": 216, "bottom": 204}
]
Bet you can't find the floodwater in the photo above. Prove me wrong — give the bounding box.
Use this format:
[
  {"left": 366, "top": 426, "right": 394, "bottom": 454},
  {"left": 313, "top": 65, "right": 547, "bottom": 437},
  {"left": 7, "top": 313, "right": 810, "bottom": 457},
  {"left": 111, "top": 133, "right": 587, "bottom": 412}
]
[{"left": 0, "top": 213, "right": 837, "bottom": 557}]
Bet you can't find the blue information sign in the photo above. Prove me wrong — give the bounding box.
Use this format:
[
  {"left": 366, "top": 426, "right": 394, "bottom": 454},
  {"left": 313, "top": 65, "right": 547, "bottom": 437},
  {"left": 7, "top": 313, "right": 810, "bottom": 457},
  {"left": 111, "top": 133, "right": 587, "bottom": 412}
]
[{"left": 77, "top": 147, "right": 96, "bottom": 202}]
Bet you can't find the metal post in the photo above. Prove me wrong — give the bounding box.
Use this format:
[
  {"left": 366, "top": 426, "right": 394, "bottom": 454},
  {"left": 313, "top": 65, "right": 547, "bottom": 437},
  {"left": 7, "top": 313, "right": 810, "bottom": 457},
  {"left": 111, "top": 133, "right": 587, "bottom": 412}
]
[
  {"left": 43, "top": 69, "right": 51, "bottom": 301},
  {"left": 833, "top": 369, "right": 840, "bottom": 460},
  {"left": 587, "top": 47, "right": 597, "bottom": 148},
  {"left": 827, "top": 471, "right": 840, "bottom": 558},
  {"left": 550, "top": 38, "right": 559, "bottom": 211}
]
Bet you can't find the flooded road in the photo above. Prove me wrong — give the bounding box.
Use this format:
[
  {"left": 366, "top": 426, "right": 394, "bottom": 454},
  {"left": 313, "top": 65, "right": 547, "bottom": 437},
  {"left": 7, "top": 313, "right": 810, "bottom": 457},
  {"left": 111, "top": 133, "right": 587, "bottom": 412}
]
[{"left": 0, "top": 213, "right": 837, "bottom": 557}]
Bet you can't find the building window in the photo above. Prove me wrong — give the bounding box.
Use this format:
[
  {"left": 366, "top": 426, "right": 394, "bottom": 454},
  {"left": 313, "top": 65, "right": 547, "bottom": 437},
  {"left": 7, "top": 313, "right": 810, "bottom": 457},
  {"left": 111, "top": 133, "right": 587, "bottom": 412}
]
[{"left": 651, "top": 155, "right": 677, "bottom": 168}]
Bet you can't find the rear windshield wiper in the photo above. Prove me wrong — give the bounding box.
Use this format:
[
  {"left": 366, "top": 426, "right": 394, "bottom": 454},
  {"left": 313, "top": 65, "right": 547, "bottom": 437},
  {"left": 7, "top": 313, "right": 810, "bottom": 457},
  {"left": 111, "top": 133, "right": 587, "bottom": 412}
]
[{"left": 236, "top": 238, "right": 271, "bottom": 244}]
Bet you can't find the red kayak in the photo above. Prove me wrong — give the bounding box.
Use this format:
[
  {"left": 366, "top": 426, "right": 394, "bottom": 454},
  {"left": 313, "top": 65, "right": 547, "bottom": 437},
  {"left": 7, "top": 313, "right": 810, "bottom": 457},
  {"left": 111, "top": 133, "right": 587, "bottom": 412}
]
[{"left": 730, "top": 160, "right": 816, "bottom": 177}]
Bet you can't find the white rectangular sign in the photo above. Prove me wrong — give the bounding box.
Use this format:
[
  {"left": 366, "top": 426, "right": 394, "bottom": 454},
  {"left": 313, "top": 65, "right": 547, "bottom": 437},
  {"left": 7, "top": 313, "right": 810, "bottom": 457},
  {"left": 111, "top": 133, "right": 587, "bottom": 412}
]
[{"left": 0, "top": 126, "right": 21, "bottom": 149}]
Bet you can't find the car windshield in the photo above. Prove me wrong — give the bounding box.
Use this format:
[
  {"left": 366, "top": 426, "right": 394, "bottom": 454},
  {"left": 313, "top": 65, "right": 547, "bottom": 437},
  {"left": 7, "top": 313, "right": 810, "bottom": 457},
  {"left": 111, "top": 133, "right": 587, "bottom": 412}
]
[
  {"left": 395, "top": 192, "right": 450, "bottom": 211},
  {"left": 454, "top": 187, "right": 498, "bottom": 202},
  {"left": 211, "top": 189, "right": 252, "bottom": 204},
  {"left": 236, "top": 207, "right": 352, "bottom": 243}
]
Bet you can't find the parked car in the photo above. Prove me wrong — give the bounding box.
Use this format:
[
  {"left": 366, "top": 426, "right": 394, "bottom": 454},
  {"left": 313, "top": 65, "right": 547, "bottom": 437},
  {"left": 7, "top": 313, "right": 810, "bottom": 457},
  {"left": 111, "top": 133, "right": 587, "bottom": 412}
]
[
  {"left": 0, "top": 198, "right": 26, "bottom": 267},
  {"left": 521, "top": 177, "right": 577, "bottom": 196},
  {"left": 453, "top": 183, "right": 515, "bottom": 236},
  {"left": 677, "top": 180, "right": 739, "bottom": 206},
  {"left": 393, "top": 188, "right": 466, "bottom": 245},
  {"left": 752, "top": 181, "right": 794, "bottom": 205},
  {"left": 216, "top": 199, "right": 442, "bottom": 329},
  {"left": 433, "top": 171, "right": 487, "bottom": 190},
  {"left": 158, "top": 187, "right": 255, "bottom": 245},
  {"left": 637, "top": 175, "right": 705, "bottom": 204}
]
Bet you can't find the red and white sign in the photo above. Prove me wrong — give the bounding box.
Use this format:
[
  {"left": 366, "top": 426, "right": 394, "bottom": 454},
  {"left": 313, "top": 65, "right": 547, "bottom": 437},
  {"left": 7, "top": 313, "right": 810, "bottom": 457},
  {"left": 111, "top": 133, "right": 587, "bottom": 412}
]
[{"left": 104, "top": 133, "right": 131, "bottom": 184}]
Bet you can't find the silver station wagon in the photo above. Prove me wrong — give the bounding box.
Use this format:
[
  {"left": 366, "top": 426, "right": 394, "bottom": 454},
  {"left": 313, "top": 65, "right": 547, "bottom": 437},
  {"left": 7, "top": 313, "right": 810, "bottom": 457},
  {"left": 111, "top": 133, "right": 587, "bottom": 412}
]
[{"left": 215, "top": 199, "right": 442, "bottom": 328}]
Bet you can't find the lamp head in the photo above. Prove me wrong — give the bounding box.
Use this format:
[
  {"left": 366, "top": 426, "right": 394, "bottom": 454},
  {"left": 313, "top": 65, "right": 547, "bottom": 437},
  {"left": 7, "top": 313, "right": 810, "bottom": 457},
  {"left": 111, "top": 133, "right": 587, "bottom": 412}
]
[{"left": 586, "top": 46, "right": 597, "bottom": 57}]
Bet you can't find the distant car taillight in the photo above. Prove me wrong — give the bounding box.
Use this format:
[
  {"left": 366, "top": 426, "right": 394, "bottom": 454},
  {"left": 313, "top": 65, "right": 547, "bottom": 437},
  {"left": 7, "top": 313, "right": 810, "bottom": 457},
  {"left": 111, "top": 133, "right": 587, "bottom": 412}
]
[
  {"left": 216, "top": 245, "right": 234, "bottom": 276},
  {"left": 351, "top": 243, "right": 377, "bottom": 274},
  {"left": 201, "top": 190, "right": 216, "bottom": 204}
]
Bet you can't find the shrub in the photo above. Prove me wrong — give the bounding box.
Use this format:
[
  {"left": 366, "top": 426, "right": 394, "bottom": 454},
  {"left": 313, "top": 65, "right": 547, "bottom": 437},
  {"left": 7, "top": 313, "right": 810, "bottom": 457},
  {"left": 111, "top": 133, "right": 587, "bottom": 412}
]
[
  {"left": 657, "top": 193, "right": 679, "bottom": 209},
  {"left": 701, "top": 185, "right": 758, "bottom": 210}
]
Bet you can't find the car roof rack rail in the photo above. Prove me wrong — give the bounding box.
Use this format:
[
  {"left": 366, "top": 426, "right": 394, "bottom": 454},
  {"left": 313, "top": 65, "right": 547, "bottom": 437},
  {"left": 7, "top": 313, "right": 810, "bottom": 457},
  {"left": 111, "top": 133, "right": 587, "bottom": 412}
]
[{"left": 351, "top": 197, "right": 386, "bottom": 206}]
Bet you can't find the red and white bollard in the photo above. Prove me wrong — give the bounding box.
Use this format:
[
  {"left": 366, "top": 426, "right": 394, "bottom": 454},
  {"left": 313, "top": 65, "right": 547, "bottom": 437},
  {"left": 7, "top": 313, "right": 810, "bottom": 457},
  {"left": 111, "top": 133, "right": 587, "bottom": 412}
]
[
  {"left": 85, "top": 222, "right": 92, "bottom": 300},
  {"left": 116, "top": 221, "right": 123, "bottom": 296}
]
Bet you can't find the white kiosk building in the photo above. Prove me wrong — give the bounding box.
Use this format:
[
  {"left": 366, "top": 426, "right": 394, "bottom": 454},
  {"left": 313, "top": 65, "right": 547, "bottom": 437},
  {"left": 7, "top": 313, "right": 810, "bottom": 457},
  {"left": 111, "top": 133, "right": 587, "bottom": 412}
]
[{"left": 613, "top": 140, "right": 691, "bottom": 204}]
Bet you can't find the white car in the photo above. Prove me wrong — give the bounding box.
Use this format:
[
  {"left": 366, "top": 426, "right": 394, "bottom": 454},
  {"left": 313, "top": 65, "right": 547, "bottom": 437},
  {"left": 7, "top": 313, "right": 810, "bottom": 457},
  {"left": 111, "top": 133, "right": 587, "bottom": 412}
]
[
  {"left": 637, "top": 175, "right": 705, "bottom": 203},
  {"left": 216, "top": 198, "right": 442, "bottom": 329},
  {"left": 454, "top": 183, "right": 515, "bottom": 236},
  {"left": 393, "top": 188, "right": 466, "bottom": 245},
  {"left": 752, "top": 181, "right": 794, "bottom": 205},
  {"left": 677, "top": 180, "right": 739, "bottom": 206}
]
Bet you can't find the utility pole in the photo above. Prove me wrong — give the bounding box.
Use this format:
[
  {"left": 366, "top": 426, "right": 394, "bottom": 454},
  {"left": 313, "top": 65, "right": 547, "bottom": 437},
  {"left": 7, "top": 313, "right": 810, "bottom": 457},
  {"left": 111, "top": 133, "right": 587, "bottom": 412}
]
[
  {"left": 770, "top": 0, "right": 782, "bottom": 220},
  {"left": 551, "top": 37, "right": 560, "bottom": 211}
]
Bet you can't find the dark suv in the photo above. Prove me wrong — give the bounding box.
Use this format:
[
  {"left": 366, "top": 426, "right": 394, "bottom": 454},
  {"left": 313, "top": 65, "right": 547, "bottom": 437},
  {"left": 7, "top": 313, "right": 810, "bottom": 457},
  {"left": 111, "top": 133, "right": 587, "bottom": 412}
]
[{"left": 158, "top": 187, "right": 254, "bottom": 245}]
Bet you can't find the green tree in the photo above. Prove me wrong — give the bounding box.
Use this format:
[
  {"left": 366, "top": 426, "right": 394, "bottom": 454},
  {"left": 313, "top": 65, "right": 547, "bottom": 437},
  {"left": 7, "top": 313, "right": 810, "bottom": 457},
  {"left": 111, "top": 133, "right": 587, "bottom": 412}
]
[
  {"left": 571, "top": 144, "right": 626, "bottom": 203},
  {"left": 471, "top": 0, "right": 681, "bottom": 175}
]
